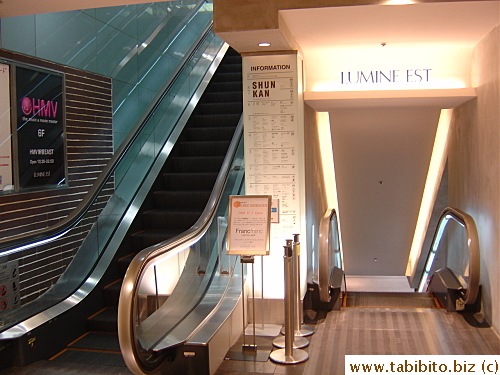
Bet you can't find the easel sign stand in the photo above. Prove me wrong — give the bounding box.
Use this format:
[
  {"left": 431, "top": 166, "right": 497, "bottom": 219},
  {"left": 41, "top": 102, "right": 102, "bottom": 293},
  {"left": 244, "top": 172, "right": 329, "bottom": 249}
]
[
  {"left": 241, "top": 254, "right": 256, "bottom": 351},
  {"left": 253, "top": 197, "right": 283, "bottom": 337},
  {"left": 226, "top": 195, "right": 272, "bottom": 361},
  {"left": 269, "top": 241, "right": 309, "bottom": 364}
]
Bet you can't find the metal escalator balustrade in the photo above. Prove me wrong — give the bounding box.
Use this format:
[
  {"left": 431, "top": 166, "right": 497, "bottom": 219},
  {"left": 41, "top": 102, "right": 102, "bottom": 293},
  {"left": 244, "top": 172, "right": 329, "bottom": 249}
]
[
  {"left": 418, "top": 207, "right": 480, "bottom": 312},
  {"left": 318, "top": 208, "right": 343, "bottom": 303},
  {"left": 118, "top": 119, "right": 245, "bottom": 375},
  {"left": 306, "top": 208, "right": 345, "bottom": 313},
  {"left": 311, "top": 206, "right": 479, "bottom": 313},
  {"left": 0, "top": 24, "right": 226, "bottom": 344}
]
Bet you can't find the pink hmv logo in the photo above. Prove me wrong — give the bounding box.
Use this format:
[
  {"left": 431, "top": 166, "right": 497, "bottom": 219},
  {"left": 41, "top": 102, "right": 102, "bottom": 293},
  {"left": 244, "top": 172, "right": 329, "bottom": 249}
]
[{"left": 21, "top": 97, "right": 58, "bottom": 118}]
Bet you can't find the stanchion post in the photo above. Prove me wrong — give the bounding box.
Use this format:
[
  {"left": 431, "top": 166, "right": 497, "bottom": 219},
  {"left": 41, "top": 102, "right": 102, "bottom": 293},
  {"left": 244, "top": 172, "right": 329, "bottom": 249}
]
[
  {"left": 293, "top": 234, "right": 314, "bottom": 337},
  {"left": 269, "top": 243, "right": 308, "bottom": 364},
  {"left": 273, "top": 238, "right": 309, "bottom": 349},
  {"left": 284, "top": 243, "right": 294, "bottom": 357}
]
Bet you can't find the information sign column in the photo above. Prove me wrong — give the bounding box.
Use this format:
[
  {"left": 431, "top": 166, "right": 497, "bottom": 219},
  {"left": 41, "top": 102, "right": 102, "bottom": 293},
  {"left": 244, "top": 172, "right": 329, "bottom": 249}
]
[{"left": 242, "top": 53, "right": 306, "bottom": 299}]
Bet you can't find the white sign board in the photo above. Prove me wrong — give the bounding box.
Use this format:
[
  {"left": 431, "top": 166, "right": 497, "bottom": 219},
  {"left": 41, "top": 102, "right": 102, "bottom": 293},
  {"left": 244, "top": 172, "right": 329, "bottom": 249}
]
[
  {"left": 243, "top": 54, "right": 303, "bottom": 239},
  {"left": 227, "top": 195, "right": 271, "bottom": 256},
  {"left": 242, "top": 53, "right": 306, "bottom": 298}
]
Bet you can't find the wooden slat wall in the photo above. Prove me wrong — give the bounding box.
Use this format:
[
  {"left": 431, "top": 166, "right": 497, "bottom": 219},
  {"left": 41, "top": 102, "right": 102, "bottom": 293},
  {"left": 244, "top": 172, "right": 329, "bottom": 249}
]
[{"left": 0, "top": 50, "right": 113, "bottom": 305}]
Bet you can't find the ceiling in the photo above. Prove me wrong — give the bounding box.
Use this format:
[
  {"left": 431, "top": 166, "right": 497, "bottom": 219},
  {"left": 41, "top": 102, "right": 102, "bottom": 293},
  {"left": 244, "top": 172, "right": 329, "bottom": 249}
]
[
  {"left": 279, "top": 1, "right": 499, "bottom": 51},
  {"left": 214, "top": 1, "right": 499, "bottom": 54}
]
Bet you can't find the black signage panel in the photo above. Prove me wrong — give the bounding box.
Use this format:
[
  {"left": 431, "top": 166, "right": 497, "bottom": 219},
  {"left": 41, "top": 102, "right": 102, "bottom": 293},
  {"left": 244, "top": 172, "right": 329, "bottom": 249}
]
[{"left": 16, "top": 66, "right": 65, "bottom": 189}]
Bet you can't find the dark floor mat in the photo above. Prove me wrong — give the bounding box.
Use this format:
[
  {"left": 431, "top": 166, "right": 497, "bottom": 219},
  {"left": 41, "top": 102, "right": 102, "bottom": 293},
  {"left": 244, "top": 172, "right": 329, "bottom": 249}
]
[
  {"left": 69, "top": 332, "right": 120, "bottom": 352},
  {"left": 345, "top": 292, "right": 438, "bottom": 308},
  {"left": 51, "top": 349, "right": 126, "bottom": 367}
]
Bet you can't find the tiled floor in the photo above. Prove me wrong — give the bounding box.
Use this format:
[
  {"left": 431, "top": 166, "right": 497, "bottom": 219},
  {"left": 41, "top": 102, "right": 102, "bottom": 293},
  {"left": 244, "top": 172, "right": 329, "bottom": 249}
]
[
  {"left": 215, "top": 332, "right": 309, "bottom": 375},
  {"left": 216, "top": 307, "right": 500, "bottom": 375},
  {"left": 1, "top": 306, "right": 499, "bottom": 375}
]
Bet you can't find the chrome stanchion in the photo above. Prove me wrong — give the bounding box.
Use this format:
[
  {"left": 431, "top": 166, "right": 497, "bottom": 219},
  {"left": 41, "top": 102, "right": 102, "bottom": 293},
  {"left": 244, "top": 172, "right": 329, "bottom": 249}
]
[
  {"left": 273, "top": 239, "right": 309, "bottom": 349},
  {"left": 292, "top": 234, "right": 314, "bottom": 337},
  {"left": 279, "top": 234, "right": 315, "bottom": 337},
  {"left": 270, "top": 243, "right": 308, "bottom": 364}
]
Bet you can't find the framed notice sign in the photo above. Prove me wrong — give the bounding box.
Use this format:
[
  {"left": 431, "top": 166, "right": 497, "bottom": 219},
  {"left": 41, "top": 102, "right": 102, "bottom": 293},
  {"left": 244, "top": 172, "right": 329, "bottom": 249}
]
[
  {"left": 16, "top": 65, "right": 65, "bottom": 190},
  {"left": 227, "top": 195, "right": 272, "bottom": 256}
]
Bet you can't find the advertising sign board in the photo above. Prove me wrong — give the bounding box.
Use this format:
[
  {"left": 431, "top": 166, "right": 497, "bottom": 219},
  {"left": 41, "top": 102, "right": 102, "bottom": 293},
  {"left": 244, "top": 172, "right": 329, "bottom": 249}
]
[
  {"left": 227, "top": 195, "right": 272, "bottom": 256},
  {"left": 16, "top": 66, "right": 65, "bottom": 189}
]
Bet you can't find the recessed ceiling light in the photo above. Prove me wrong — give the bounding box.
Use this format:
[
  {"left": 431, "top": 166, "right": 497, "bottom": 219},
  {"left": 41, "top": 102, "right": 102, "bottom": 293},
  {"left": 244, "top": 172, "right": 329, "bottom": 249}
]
[
  {"left": 259, "top": 42, "right": 271, "bottom": 47},
  {"left": 383, "top": 0, "right": 415, "bottom": 4}
]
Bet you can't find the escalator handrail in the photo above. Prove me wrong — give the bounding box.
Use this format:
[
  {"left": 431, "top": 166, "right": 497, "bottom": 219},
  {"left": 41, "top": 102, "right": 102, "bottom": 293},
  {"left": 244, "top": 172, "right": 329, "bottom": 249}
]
[
  {"left": 318, "top": 208, "right": 341, "bottom": 303},
  {"left": 421, "top": 207, "right": 480, "bottom": 305},
  {"left": 118, "top": 117, "right": 244, "bottom": 375},
  {"left": 0, "top": 0, "right": 210, "bottom": 256}
]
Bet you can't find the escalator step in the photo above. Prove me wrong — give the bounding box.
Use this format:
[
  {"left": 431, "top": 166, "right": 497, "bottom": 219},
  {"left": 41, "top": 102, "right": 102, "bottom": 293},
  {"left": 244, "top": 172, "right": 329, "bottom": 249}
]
[
  {"left": 189, "top": 113, "right": 241, "bottom": 128},
  {"left": 177, "top": 140, "right": 231, "bottom": 157},
  {"left": 153, "top": 191, "right": 211, "bottom": 210},
  {"left": 69, "top": 332, "right": 121, "bottom": 352},
  {"left": 184, "top": 127, "right": 236, "bottom": 142},
  {"left": 87, "top": 307, "right": 118, "bottom": 333},
  {"left": 205, "top": 81, "right": 242, "bottom": 93},
  {"left": 162, "top": 172, "right": 218, "bottom": 190},
  {"left": 202, "top": 91, "right": 242, "bottom": 103},
  {"left": 210, "top": 72, "right": 242, "bottom": 83},
  {"left": 142, "top": 209, "right": 201, "bottom": 230},
  {"left": 169, "top": 156, "right": 225, "bottom": 173},
  {"left": 196, "top": 102, "right": 242, "bottom": 115},
  {"left": 217, "top": 62, "right": 242, "bottom": 73},
  {"left": 131, "top": 229, "right": 179, "bottom": 251},
  {"left": 103, "top": 279, "right": 122, "bottom": 307}
]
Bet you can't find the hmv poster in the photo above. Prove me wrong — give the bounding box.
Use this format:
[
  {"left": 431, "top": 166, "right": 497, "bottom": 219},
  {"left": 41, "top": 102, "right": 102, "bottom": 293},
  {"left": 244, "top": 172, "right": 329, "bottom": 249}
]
[{"left": 16, "top": 66, "right": 65, "bottom": 189}]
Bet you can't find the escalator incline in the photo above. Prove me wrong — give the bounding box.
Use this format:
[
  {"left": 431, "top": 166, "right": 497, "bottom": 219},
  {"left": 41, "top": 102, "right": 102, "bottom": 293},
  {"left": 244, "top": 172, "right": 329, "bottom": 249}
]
[{"left": 49, "top": 48, "right": 243, "bottom": 368}]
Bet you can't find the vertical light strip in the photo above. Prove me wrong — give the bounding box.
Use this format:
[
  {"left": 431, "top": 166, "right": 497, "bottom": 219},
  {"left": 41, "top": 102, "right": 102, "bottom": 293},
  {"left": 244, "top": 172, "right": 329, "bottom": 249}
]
[
  {"left": 317, "top": 111, "right": 344, "bottom": 268},
  {"left": 406, "top": 108, "right": 453, "bottom": 280}
]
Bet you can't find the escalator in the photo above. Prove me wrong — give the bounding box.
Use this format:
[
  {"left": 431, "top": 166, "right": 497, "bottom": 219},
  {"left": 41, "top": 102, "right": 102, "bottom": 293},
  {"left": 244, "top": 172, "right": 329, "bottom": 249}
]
[
  {"left": 45, "top": 47, "right": 242, "bottom": 368},
  {"left": 36, "top": 48, "right": 243, "bottom": 369},
  {"left": 309, "top": 207, "right": 481, "bottom": 316}
]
